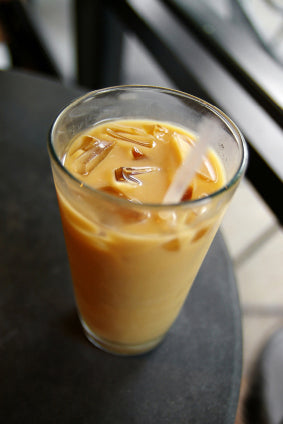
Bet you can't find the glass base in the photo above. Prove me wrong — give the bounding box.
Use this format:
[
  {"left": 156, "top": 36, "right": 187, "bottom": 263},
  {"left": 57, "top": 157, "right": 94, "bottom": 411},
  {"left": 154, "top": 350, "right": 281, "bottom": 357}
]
[{"left": 81, "top": 319, "right": 165, "bottom": 356}]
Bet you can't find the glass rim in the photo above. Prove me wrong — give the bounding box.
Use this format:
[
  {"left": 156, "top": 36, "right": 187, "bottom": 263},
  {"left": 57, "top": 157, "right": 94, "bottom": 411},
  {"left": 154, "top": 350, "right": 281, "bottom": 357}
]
[{"left": 48, "top": 84, "right": 248, "bottom": 210}]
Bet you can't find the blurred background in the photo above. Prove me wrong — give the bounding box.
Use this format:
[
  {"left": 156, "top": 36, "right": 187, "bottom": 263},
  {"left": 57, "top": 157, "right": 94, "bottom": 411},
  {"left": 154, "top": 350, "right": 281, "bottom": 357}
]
[{"left": 0, "top": 0, "right": 282, "bottom": 417}]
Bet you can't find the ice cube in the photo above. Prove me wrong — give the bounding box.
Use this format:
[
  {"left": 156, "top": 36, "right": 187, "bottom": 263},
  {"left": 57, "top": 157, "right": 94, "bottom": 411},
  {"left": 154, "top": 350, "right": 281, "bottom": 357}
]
[
  {"left": 153, "top": 124, "right": 170, "bottom": 142},
  {"left": 109, "top": 124, "right": 145, "bottom": 136},
  {"left": 131, "top": 146, "right": 146, "bottom": 160},
  {"left": 162, "top": 238, "right": 181, "bottom": 251},
  {"left": 115, "top": 166, "right": 160, "bottom": 185},
  {"left": 192, "top": 226, "right": 209, "bottom": 243},
  {"left": 71, "top": 138, "right": 114, "bottom": 175},
  {"left": 181, "top": 185, "right": 194, "bottom": 201},
  {"left": 172, "top": 132, "right": 194, "bottom": 160},
  {"left": 99, "top": 186, "right": 148, "bottom": 223},
  {"left": 106, "top": 125, "right": 156, "bottom": 148},
  {"left": 173, "top": 132, "right": 195, "bottom": 147},
  {"left": 197, "top": 157, "right": 217, "bottom": 182},
  {"left": 69, "top": 135, "right": 98, "bottom": 155}
]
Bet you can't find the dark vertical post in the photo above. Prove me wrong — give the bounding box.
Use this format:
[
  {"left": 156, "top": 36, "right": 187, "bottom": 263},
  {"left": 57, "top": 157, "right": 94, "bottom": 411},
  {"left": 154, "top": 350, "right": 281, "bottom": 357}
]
[{"left": 74, "top": 0, "right": 124, "bottom": 89}]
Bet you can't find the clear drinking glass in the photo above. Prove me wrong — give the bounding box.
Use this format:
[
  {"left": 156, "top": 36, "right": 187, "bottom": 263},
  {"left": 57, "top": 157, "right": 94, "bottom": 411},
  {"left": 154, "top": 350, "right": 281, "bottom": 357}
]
[{"left": 48, "top": 86, "right": 248, "bottom": 355}]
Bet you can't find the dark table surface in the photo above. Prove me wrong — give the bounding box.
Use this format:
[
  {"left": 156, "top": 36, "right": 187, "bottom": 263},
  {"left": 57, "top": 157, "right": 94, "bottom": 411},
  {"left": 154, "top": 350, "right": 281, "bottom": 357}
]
[{"left": 0, "top": 70, "right": 242, "bottom": 424}]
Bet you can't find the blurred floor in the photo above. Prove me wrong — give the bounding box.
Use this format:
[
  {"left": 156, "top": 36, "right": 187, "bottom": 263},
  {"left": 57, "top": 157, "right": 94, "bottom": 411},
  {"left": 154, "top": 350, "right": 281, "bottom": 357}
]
[{"left": 1, "top": 0, "right": 282, "bottom": 415}]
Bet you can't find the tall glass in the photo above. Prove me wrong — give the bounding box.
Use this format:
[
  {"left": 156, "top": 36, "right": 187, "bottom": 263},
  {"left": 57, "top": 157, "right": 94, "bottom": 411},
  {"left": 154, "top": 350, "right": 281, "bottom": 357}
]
[{"left": 48, "top": 86, "right": 248, "bottom": 355}]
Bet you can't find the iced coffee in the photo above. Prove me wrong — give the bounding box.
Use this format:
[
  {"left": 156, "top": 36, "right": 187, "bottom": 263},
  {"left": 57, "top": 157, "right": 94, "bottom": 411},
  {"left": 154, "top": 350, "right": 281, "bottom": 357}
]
[{"left": 49, "top": 86, "right": 247, "bottom": 355}]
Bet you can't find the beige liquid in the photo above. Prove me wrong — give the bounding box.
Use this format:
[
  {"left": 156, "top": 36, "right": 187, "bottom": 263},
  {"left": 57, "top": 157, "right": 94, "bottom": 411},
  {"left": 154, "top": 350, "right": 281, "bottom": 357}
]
[{"left": 56, "top": 120, "right": 226, "bottom": 354}]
